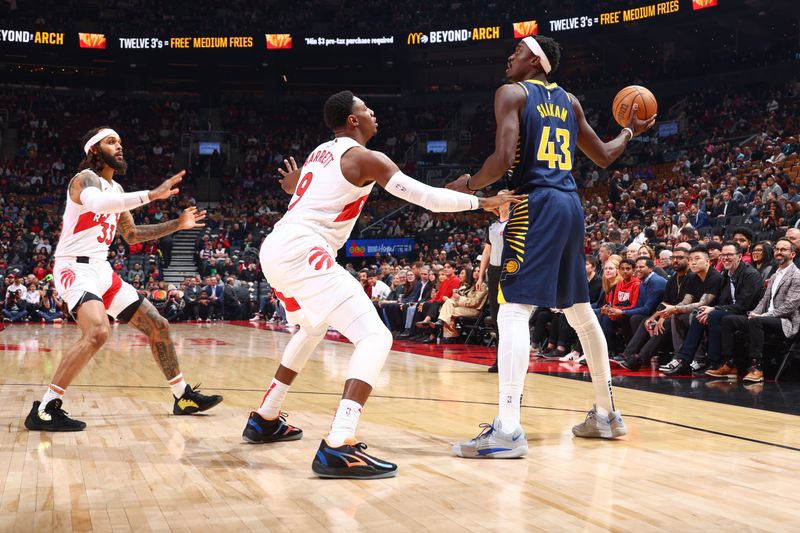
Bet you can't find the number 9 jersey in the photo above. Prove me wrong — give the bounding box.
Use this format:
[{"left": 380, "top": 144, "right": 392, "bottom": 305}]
[
  {"left": 274, "top": 136, "right": 374, "bottom": 252},
  {"left": 54, "top": 169, "right": 122, "bottom": 261},
  {"left": 505, "top": 80, "right": 578, "bottom": 194}
]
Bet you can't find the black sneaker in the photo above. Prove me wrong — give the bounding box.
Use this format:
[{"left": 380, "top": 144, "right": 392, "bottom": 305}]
[
  {"left": 619, "top": 355, "right": 642, "bottom": 371},
  {"left": 173, "top": 384, "right": 223, "bottom": 415},
  {"left": 690, "top": 360, "right": 709, "bottom": 376},
  {"left": 242, "top": 411, "right": 303, "bottom": 443},
  {"left": 311, "top": 439, "right": 397, "bottom": 479},
  {"left": 24, "top": 399, "right": 86, "bottom": 432},
  {"left": 540, "top": 348, "right": 565, "bottom": 360},
  {"left": 487, "top": 362, "right": 498, "bottom": 373},
  {"left": 661, "top": 359, "right": 691, "bottom": 376},
  {"left": 609, "top": 353, "right": 627, "bottom": 365}
]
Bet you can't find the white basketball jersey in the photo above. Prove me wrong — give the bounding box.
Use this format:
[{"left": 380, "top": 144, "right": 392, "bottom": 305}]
[
  {"left": 54, "top": 170, "right": 123, "bottom": 260},
  {"left": 275, "top": 136, "right": 374, "bottom": 251}
]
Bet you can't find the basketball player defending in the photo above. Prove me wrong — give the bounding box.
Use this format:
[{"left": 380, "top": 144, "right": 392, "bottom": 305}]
[
  {"left": 447, "top": 36, "right": 656, "bottom": 457},
  {"left": 242, "top": 91, "right": 521, "bottom": 479},
  {"left": 24, "top": 127, "right": 223, "bottom": 432}
]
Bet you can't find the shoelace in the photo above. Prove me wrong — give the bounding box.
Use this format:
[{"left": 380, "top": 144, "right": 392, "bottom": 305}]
[
  {"left": 473, "top": 422, "right": 496, "bottom": 441},
  {"left": 185, "top": 383, "right": 205, "bottom": 397},
  {"left": 45, "top": 400, "right": 71, "bottom": 419}
]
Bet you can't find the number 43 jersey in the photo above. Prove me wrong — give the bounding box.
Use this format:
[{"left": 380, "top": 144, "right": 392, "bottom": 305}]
[
  {"left": 274, "top": 136, "right": 375, "bottom": 252},
  {"left": 505, "top": 80, "right": 579, "bottom": 193},
  {"left": 54, "top": 169, "right": 123, "bottom": 261}
]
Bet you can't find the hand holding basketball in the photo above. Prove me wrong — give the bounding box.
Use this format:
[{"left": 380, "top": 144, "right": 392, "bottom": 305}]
[{"left": 612, "top": 85, "right": 658, "bottom": 135}]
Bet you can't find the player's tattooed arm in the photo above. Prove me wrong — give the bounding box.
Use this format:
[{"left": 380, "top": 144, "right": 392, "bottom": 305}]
[
  {"left": 129, "top": 299, "right": 181, "bottom": 379},
  {"left": 117, "top": 207, "right": 206, "bottom": 244},
  {"left": 68, "top": 170, "right": 104, "bottom": 204}
]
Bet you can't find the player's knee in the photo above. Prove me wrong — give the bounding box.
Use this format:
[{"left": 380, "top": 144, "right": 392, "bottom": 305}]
[
  {"left": 85, "top": 323, "right": 110, "bottom": 347},
  {"left": 370, "top": 326, "right": 394, "bottom": 354}
]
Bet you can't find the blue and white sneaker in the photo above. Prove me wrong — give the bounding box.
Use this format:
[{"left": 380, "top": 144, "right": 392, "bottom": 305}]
[
  {"left": 452, "top": 417, "right": 528, "bottom": 458},
  {"left": 242, "top": 411, "right": 303, "bottom": 443},
  {"left": 312, "top": 439, "right": 398, "bottom": 479}
]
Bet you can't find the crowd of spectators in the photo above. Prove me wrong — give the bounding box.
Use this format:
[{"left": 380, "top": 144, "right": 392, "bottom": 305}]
[{"left": 2, "top": 74, "right": 800, "bottom": 385}]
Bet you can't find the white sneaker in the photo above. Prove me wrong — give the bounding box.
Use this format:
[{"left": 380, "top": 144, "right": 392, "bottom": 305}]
[
  {"left": 575, "top": 354, "right": 587, "bottom": 365},
  {"left": 249, "top": 314, "right": 261, "bottom": 322},
  {"left": 452, "top": 417, "right": 528, "bottom": 458},
  {"left": 659, "top": 358, "right": 681, "bottom": 372},
  {"left": 559, "top": 350, "right": 581, "bottom": 362}
]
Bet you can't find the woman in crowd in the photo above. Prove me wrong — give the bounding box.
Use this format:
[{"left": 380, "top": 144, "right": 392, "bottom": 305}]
[
  {"left": 750, "top": 241, "right": 776, "bottom": 282},
  {"left": 436, "top": 269, "right": 488, "bottom": 343}
]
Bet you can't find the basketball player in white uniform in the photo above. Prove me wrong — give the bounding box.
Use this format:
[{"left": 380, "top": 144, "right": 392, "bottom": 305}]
[
  {"left": 242, "top": 91, "right": 521, "bottom": 479},
  {"left": 24, "top": 126, "right": 223, "bottom": 432}
]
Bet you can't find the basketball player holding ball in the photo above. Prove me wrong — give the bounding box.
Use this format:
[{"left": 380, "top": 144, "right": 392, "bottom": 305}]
[{"left": 447, "top": 35, "right": 656, "bottom": 457}]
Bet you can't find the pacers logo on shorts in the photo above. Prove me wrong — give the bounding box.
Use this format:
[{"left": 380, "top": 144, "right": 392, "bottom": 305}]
[
  {"left": 60, "top": 269, "right": 76, "bottom": 289},
  {"left": 308, "top": 247, "right": 334, "bottom": 271},
  {"left": 503, "top": 259, "right": 520, "bottom": 276}
]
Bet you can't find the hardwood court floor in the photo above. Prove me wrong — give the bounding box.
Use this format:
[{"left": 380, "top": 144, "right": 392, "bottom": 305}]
[{"left": 2, "top": 321, "right": 800, "bottom": 532}]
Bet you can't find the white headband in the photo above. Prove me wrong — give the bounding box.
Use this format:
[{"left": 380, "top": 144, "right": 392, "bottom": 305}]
[
  {"left": 522, "top": 36, "right": 552, "bottom": 74},
  {"left": 84, "top": 128, "right": 120, "bottom": 155}
]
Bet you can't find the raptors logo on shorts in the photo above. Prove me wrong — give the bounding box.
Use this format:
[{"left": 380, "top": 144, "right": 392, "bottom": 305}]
[
  {"left": 307, "top": 247, "right": 334, "bottom": 271},
  {"left": 60, "top": 269, "right": 76, "bottom": 289}
]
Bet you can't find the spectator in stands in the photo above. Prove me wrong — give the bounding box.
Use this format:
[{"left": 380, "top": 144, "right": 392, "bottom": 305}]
[
  {"left": 203, "top": 276, "right": 224, "bottom": 320},
  {"left": 37, "top": 288, "right": 64, "bottom": 323},
  {"left": 367, "top": 271, "right": 390, "bottom": 301},
  {"left": 127, "top": 263, "right": 144, "bottom": 283},
  {"left": 784, "top": 228, "right": 800, "bottom": 268},
  {"left": 750, "top": 241, "right": 776, "bottom": 281},
  {"left": 665, "top": 242, "right": 763, "bottom": 376},
  {"left": 608, "top": 258, "right": 667, "bottom": 361},
  {"left": 183, "top": 276, "right": 201, "bottom": 320},
  {"left": 710, "top": 239, "right": 800, "bottom": 382},
  {"left": 732, "top": 227, "right": 754, "bottom": 264},
  {"left": 5, "top": 275, "right": 27, "bottom": 300},
  {"left": 435, "top": 269, "right": 488, "bottom": 342},
  {"left": 619, "top": 244, "right": 693, "bottom": 370},
  {"left": 396, "top": 266, "right": 433, "bottom": 338},
  {"left": 2, "top": 292, "right": 27, "bottom": 322},
  {"left": 707, "top": 241, "right": 724, "bottom": 271},
  {"left": 23, "top": 282, "right": 41, "bottom": 317},
  {"left": 659, "top": 246, "right": 724, "bottom": 374},
  {"left": 598, "top": 259, "right": 641, "bottom": 354}
]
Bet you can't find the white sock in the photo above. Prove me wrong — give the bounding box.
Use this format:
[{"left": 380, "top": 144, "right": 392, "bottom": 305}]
[
  {"left": 256, "top": 379, "right": 290, "bottom": 419},
  {"left": 498, "top": 385, "right": 523, "bottom": 431},
  {"left": 564, "top": 303, "right": 615, "bottom": 415},
  {"left": 496, "top": 303, "right": 534, "bottom": 431},
  {"left": 40, "top": 383, "right": 65, "bottom": 409},
  {"left": 168, "top": 373, "right": 188, "bottom": 398},
  {"left": 326, "top": 399, "right": 362, "bottom": 447}
]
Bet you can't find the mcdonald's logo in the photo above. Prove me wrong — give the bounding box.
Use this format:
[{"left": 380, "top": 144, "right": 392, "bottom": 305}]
[{"left": 407, "top": 32, "right": 427, "bottom": 45}]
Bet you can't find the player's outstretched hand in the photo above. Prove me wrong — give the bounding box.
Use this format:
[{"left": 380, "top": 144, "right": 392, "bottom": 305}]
[
  {"left": 446, "top": 174, "right": 473, "bottom": 194},
  {"left": 627, "top": 104, "right": 657, "bottom": 137},
  {"left": 177, "top": 206, "right": 207, "bottom": 230},
  {"left": 278, "top": 156, "right": 301, "bottom": 194},
  {"left": 478, "top": 191, "right": 526, "bottom": 212},
  {"left": 149, "top": 170, "right": 185, "bottom": 201}
]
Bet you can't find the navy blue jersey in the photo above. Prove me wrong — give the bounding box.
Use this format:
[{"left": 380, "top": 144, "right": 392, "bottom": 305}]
[{"left": 505, "top": 80, "right": 578, "bottom": 193}]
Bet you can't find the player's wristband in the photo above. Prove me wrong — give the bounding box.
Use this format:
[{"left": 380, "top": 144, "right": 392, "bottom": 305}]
[
  {"left": 466, "top": 176, "right": 480, "bottom": 192},
  {"left": 621, "top": 128, "right": 634, "bottom": 141}
]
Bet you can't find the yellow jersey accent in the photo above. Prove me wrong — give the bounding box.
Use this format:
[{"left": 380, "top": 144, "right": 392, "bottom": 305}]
[{"left": 497, "top": 284, "right": 507, "bottom": 304}]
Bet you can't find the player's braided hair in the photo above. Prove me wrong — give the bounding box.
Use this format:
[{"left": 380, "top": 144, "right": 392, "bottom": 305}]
[
  {"left": 324, "top": 90, "right": 355, "bottom": 130},
  {"left": 77, "top": 125, "right": 111, "bottom": 174},
  {"left": 534, "top": 35, "right": 561, "bottom": 74}
]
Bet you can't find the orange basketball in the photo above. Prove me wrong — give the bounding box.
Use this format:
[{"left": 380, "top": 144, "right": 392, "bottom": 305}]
[{"left": 612, "top": 85, "right": 657, "bottom": 127}]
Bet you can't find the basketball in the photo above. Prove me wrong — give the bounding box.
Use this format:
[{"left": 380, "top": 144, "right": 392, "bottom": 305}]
[{"left": 612, "top": 85, "right": 658, "bottom": 127}]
